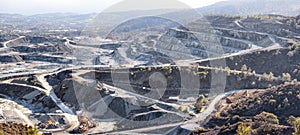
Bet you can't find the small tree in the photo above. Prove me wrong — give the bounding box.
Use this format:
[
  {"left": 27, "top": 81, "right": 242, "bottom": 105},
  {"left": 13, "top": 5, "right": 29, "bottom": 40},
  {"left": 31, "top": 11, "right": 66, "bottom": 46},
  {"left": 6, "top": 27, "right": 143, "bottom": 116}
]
[
  {"left": 194, "top": 95, "right": 208, "bottom": 112},
  {"left": 282, "top": 73, "right": 292, "bottom": 81},
  {"left": 28, "top": 124, "right": 39, "bottom": 135},
  {"left": 252, "top": 70, "right": 256, "bottom": 75},
  {"left": 247, "top": 67, "right": 252, "bottom": 73},
  {"left": 225, "top": 66, "right": 231, "bottom": 76},
  {"left": 241, "top": 64, "right": 248, "bottom": 72},
  {"left": 269, "top": 72, "right": 274, "bottom": 81},
  {"left": 236, "top": 123, "right": 253, "bottom": 135},
  {"left": 287, "top": 116, "right": 300, "bottom": 135},
  {"left": 263, "top": 73, "right": 268, "bottom": 79}
]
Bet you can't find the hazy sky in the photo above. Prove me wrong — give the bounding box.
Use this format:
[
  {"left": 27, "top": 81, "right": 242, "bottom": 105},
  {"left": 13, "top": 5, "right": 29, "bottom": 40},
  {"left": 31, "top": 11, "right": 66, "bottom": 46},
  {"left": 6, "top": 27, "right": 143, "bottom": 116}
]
[{"left": 0, "top": 0, "right": 225, "bottom": 15}]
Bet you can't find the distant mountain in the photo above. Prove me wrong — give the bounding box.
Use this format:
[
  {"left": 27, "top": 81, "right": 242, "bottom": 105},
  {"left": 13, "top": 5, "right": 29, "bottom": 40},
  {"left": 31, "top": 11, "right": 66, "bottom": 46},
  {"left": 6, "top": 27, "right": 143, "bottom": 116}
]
[
  {"left": 197, "top": 0, "right": 300, "bottom": 16},
  {"left": 2, "top": 0, "right": 300, "bottom": 37}
]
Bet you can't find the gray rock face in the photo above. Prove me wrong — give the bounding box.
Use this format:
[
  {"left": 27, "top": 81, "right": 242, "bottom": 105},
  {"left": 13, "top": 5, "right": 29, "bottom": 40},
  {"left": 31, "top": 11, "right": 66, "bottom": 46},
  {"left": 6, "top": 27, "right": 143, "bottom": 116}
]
[
  {"left": 155, "top": 28, "right": 248, "bottom": 59},
  {"left": 27, "top": 36, "right": 50, "bottom": 44},
  {"left": 6, "top": 37, "right": 28, "bottom": 47},
  {"left": 11, "top": 45, "right": 59, "bottom": 53},
  {"left": 20, "top": 54, "right": 72, "bottom": 64},
  {"left": 0, "top": 55, "right": 23, "bottom": 62},
  {"left": 70, "top": 14, "right": 297, "bottom": 67},
  {"left": 99, "top": 44, "right": 121, "bottom": 50}
]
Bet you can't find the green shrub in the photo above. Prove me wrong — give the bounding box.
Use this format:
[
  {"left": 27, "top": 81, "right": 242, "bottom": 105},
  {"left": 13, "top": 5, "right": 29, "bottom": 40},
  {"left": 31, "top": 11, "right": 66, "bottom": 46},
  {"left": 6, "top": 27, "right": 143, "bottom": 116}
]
[
  {"left": 241, "top": 64, "right": 248, "bottom": 72},
  {"left": 288, "top": 116, "right": 300, "bottom": 135},
  {"left": 236, "top": 123, "right": 253, "bottom": 135},
  {"left": 282, "top": 73, "right": 292, "bottom": 81},
  {"left": 194, "top": 95, "right": 208, "bottom": 112},
  {"left": 28, "top": 124, "right": 39, "bottom": 135}
]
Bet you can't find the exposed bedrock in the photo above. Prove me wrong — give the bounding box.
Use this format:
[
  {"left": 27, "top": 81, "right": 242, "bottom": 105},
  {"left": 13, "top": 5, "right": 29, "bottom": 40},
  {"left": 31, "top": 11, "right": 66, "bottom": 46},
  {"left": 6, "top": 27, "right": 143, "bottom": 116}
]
[{"left": 0, "top": 54, "right": 23, "bottom": 62}]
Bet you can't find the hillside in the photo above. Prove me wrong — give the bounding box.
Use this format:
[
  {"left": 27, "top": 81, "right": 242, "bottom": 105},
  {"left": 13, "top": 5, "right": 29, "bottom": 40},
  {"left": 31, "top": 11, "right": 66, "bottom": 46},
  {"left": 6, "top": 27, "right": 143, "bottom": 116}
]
[
  {"left": 193, "top": 82, "right": 300, "bottom": 135},
  {"left": 197, "top": 0, "right": 300, "bottom": 16}
]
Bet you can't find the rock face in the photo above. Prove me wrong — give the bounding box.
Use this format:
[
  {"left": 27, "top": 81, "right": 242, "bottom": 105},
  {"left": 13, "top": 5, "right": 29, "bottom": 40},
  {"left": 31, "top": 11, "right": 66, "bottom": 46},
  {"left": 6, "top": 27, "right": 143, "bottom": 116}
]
[
  {"left": 20, "top": 54, "right": 73, "bottom": 64},
  {"left": 156, "top": 28, "right": 249, "bottom": 59},
  {"left": 11, "top": 45, "right": 58, "bottom": 53},
  {"left": 6, "top": 37, "right": 28, "bottom": 47},
  {"left": 0, "top": 54, "right": 23, "bottom": 62},
  {"left": 99, "top": 44, "right": 121, "bottom": 50},
  {"left": 92, "top": 14, "right": 298, "bottom": 66},
  {"left": 1, "top": 14, "right": 290, "bottom": 67},
  {"left": 0, "top": 84, "right": 35, "bottom": 97},
  {"left": 0, "top": 34, "right": 19, "bottom": 42},
  {"left": 51, "top": 73, "right": 187, "bottom": 131},
  {"left": 27, "top": 36, "right": 50, "bottom": 44},
  {"left": 0, "top": 35, "right": 72, "bottom": 64},
  {"left": 99, "top": 25, "right": 253, "bottom": 66},
  {"left": 106, "top": 16, "right": 183, "bottom": 41}
]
